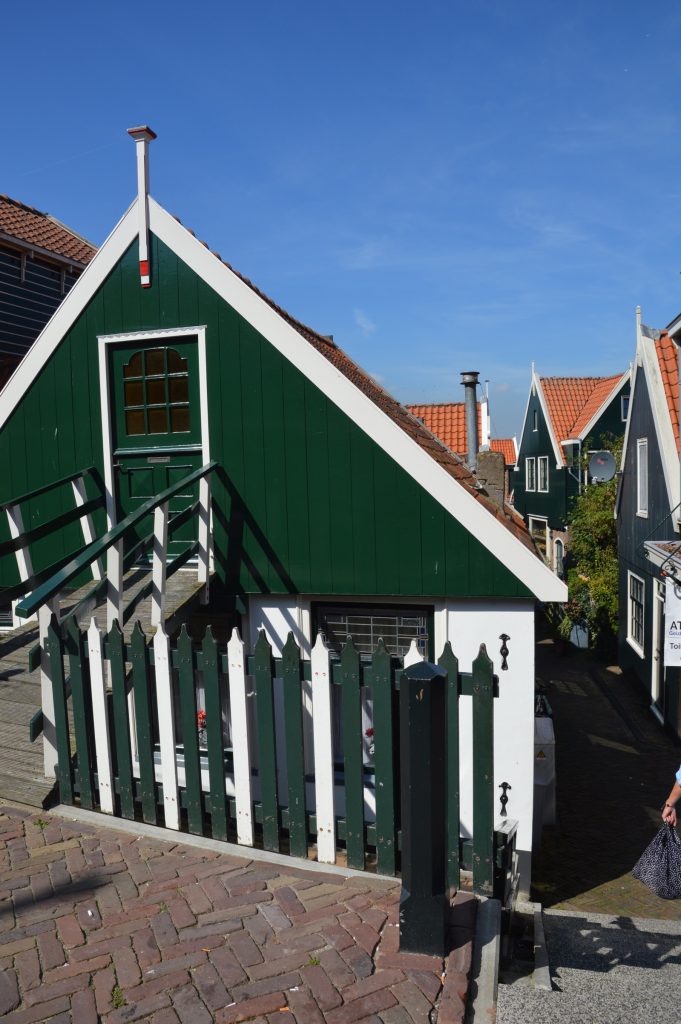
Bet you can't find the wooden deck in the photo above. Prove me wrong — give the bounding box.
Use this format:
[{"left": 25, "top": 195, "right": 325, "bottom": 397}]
[{"left": 0, "top": 568, "right": 208, "bottom": 808}]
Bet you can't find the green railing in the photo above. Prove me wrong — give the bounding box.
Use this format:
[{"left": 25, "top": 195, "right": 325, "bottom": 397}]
[
  {"left": 1, "top": 466, "right": 105, "bottom": 605},
  {"left": 41, "top": 613, "right": 515, "bottom": 899}
]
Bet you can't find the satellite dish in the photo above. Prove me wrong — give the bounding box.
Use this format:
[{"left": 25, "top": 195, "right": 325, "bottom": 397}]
[{"left": 588, "top": 450, "right": 616, "bottom": 483}]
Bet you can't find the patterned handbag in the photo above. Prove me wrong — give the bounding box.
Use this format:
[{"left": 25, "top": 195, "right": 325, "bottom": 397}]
[{"left": 632, "top": 824, "right": 681, "bottom": 899}]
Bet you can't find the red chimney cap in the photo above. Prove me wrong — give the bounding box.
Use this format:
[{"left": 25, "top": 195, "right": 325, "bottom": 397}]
[{"left": 127, "top": 125, "right": 157, "bottom": 142}]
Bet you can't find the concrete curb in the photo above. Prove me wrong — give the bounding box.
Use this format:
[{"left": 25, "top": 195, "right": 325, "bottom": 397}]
[
  {"left": 48, "top": 804, "right": 398, "bottom": 887},
  {"left": 464, "top": 896, "right": 501, "bottom": 1023},
  {"left": 516, "top": 900, "right": 552, "bottom": 991}
]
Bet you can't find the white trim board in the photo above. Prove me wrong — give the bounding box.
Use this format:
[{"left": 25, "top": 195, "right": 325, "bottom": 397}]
[{"left": 148, "top": 199, "right": 564, "bottom": 601}]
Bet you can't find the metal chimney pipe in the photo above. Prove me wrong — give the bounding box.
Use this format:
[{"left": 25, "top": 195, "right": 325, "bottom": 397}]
[{"left": 461, "top": 371, "right": 480, "bottom": 472}]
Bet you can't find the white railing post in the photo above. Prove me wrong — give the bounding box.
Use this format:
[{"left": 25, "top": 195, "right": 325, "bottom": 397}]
[
  {"left": 87, "top": 618, "right": 114, "bottom": 813},
  {"left": 106, "top": 540, "right": 124, "bottom": 632},
  {"left": 311, "top": 631, "right": 336, "bottom": 864},
  {"left": 197, "top": 475, "right": 211, "bottom": 604},
  {"left": 38, "top": 596, "right": 61, "bottom": 778},
  {"left": 7, "top": 502, "right": 34, "bottom": 603},
  {"left": 150, "top": 501, "right": 168, "bottom": 628},
  {"left": 228, "top": 626, "right": 253, "bottom": 846},
  {"left": 154, "top": 625, "right": 180, "bottom": 829},
  {"left": 72, "top": 475, "right": 102, "bottom": 580}
]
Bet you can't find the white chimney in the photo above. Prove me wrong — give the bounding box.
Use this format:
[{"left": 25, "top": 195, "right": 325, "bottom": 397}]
[{"left": 127, "top": 125, "right": 157, "bottom": 288}]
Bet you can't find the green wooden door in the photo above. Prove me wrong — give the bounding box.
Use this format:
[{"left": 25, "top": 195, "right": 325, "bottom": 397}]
[{"left": 109, "top": 338, "right": 203, "bottom": 558}]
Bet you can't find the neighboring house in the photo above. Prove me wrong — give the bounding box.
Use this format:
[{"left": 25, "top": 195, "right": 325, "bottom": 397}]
[
  {"left": 0, "top": 130, "right": 566, "bottom": 894},
  {"left": 617, "top": 311, "right": 681, "bottom": 734},
  {"left": 0, "top": 195, "right": 95, "bottom": 387},
  {"left": 513, "top": 367, "right": 631, "bottom": 571},
  {"left": 406, "top": 399, "right": 518, "bottom": 496}
]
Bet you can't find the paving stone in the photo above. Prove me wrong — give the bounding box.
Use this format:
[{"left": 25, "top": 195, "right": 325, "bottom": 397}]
[
  {"left": 287, "top": 987, "right": 326, "bottom": 1023},
  {"left": 70, "top": 986, "right": 98, "bottom": 1024},
  {"left": 324, "top": 987, "right": 399, "bottom": 1023},
  {"left": 303, "top": 964, "right": 343, "bottom": 1010},
  {"left": 215, "top": 991, "right": 289, "bottom": 1023},
  {"left": 56, "top": 913, "right": 84, "bottom": 948},
  {"left": 2, "top": 994, "right": 71, "bottom": 1024},
  {"left": 171, "top": 982, "right": 213, "bottom": 1023},
  {"left": 192, "top": 960, "right": 232, "bottom": 1010},
  {"left": 0, "top": 968, "right": 20, "bottom": 1014}
]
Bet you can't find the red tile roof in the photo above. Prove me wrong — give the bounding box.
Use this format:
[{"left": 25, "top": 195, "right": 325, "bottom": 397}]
[
  {"left": 174, "top": 220, "right": 537, "bottom": 557},
  {"left": 490, "top": 438, "right": 517, "bottom": 466},
  {"left": 655, "top": 331, "right": 680, "bottom": 451},
  {"left": 0, "top": 195, "right": 96, "bottom": 265},
  {"left": 405, "top": 402, "right": 482, "bottom": 456},
  {"left": 540, "top": 374, "right": 624, "bottom": 464}
]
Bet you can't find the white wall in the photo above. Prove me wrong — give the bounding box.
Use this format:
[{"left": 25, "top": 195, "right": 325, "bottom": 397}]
[{"left": 435, "top": 597, "right": 535, "bottom": 897}]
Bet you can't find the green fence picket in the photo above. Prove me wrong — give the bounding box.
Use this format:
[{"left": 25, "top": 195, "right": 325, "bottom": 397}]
[
  {"left": 281, "top": 632, "right": 307, "bottom": 858},
  {"left": 253, "top": 630, "right": 279, "bottom": 852},
  {"left": 472, "top": 643, "right": 495, "bottom": 896},
  {"left": 202, "top": 627, "right": 228, "bottom": 841},
  {"left": 438, "top": 641, "right": 461, "bottom": 892},
  {"left": 46, "top": 615, "right": 73, "bottom": 804},
  {"left": 65, "top": 618, "right": 94, "bottom": 809},
  {"left": 340, "top": 636, "right": 364, "bottom": 869},
  {"left": 178, "top": 625, "right": 203, "bottom": 834},
  {"left": 130, "top": 622, "right": 157, "bottom": 824},
  {"left": 106, "top": 620, "right": 135, "bottom": 819},
  {"left": 371, "top": 639, "right": 395, "bottom": 875}
]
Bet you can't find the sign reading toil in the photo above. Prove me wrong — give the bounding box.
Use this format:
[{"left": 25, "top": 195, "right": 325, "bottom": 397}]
[{"left": 664, "top": 579, "right": 681, "bottom": 666}]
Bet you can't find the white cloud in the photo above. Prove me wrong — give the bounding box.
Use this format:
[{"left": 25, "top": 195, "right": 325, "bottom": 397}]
[{"left": 353, "top": 307, "right": 376, "bottom": 336}]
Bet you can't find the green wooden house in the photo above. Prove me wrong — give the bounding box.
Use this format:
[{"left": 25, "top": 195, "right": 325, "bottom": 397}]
[
  {"left": 513, "top": 367, "right": 631, "bottom": 570},
  {"left": 0, "top": 128, "right": 565, "bottom": 896}
]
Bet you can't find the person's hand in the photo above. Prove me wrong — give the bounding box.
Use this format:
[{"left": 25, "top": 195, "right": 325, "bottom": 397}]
[{"left": 663, "top": 803, "right": 677, "bottom": 826}]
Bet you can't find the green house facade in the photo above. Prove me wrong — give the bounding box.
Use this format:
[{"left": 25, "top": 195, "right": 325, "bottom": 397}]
[
  {"left": 513, "top": 368, "right": 631, "bottom": 571},
  {"left": 0, "top": 141, "right": 565, "bottom": 894}
]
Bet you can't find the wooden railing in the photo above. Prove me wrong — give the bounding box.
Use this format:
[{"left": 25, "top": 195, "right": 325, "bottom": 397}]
[
  {"left": 41, "top": 616, "right": 511, "bottom": 897},
  {"left": 13, "top": 461, "right": 217, "bottom": 777},
  {"left": 0, "top": 466, "right": 105, "bottom": 613}
]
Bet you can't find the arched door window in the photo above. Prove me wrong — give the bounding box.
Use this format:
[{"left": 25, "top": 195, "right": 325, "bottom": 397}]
[
  {"left": 122, "top": 347, "right": 190, "bottom": 437},
  {"left": 554, "top": 539, "right": 565, "bottom": 577}
]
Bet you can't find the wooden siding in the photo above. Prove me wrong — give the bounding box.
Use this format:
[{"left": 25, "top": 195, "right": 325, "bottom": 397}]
[
  {"left": 617, "top": 365, "right": 674, "bottom": 719},
  {"left": 0, "top": 245, "right": 79, "bottom": 358},
  {"left": 513, "top": 389, "right": 575, "bottom": 530},
  {"left": 0, "top": 235, "right": 531, "bottom": 600}
]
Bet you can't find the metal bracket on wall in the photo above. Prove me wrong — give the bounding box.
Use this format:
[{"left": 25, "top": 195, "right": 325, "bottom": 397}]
[{"left": 499, "top": 634, "right": 510, "bottom": 671}]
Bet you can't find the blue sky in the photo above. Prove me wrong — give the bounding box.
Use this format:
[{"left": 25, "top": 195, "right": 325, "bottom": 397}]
[{"left": 5, "top": 1, "right": 681, "bottom": 436}]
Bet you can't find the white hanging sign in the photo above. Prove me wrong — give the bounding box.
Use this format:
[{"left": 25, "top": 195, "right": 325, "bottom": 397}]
[{"left": 664, "top": 579, "right": 681, "bottom": 666}]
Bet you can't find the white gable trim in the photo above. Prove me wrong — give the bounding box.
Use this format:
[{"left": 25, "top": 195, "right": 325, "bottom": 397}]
[
  {"left": 640, "top": 336, "right": 679, "bottom": 514},
  {"left": 0, "top": 201, "right": 139, "bottom": 430},
  {"left": 577, "top": 370, "right": 631, "bottom": 443},
  {"left": 149, "top": 199, "right": 565, "bottom": 601},
  {"left": 533, "top": 373, "right": 565, "bottom": 468}
]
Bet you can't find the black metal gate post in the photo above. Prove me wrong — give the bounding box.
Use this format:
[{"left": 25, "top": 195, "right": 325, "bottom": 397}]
[{"left": 399, "top": 660, "right": 448, "bottom": 956}]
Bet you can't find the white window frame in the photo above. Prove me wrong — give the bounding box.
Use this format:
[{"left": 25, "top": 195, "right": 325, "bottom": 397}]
[
  {"left": 621, "top": 393, "right": 629, "bottom": 422},
  {"left": 528, "top": 516, "right": 549, "bottom": 561},
  {"left": 538, "top": 456, "right": 549, "bottom": 493},
  {"left": 533, "top": 409, "right": 538, "bottom": 431},
  {"left": 526, "top": 456, "right": 536, "bottom": 492},
  {"left": 627, "top": 571, "right": 645, "bottom": 657},
  {"left": 553, "top": 538, "right": 564, "bottom": 573},
  {"left": 636, "top": 438, "right": 648, "bottom": 518}
]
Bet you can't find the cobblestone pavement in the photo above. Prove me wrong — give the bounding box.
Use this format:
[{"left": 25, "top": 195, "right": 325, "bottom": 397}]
[
  {"left": 532, "top": 630, "right": 681, "bottom": 919},
  {"left": 0, "top": 806, "right": 476, "bottom": 1023}
]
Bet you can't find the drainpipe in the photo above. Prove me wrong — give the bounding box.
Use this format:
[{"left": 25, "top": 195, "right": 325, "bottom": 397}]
[{"left": 461, "top": 371, "right": 480, "bottom": 472}]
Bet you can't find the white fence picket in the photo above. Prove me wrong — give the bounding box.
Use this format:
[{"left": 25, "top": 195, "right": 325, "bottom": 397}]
[
  {"left": 227, "top": 627, "right": 253, "bottom": 846},
  {"left": 150, "top": 502, "right": 168, "bottom": 628},
  {"left": 87, "top": 618, "right": 114, "bottom": 814},
  {"left": 154, "top": 626, "right": 180, "bottom": 829},
  {"left": 403, "top": 639, "right": 424, "bottom": 668},
  {"left": 311, "top": 631, "right": 336, "bottom": 863}
]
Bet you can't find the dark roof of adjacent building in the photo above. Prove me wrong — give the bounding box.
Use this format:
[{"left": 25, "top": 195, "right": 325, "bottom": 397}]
[{"left": 0, "top": 195, "right": 96, "bottom": 266}]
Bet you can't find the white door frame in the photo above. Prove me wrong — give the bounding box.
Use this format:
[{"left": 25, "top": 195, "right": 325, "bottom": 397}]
[
  {"left": 651, "top": 578, "right": 665, "bottom": 712},
  {"left": 98, "top": 326, "right": 210, "bottom": 532}
]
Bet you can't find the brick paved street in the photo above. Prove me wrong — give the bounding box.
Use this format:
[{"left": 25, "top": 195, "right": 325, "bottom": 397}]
[
  {"left": 532, "top": 628, "right": 681, "bottom": 919},
  {"left": 0, "top": 806, "right": 476, "bottom": 1023}
]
